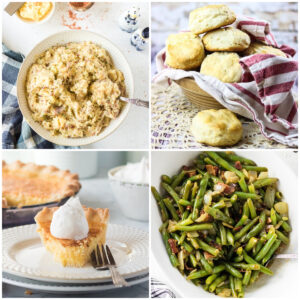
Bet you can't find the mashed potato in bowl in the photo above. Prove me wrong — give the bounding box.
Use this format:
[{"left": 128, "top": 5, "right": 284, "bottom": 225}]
[{"left": 25, "top": 41, "right": 126, "bottom": 138}]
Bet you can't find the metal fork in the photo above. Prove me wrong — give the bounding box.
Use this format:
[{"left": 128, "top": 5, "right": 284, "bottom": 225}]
[{"left": 91, "top": 244, "right": 128, "bottom": 287}]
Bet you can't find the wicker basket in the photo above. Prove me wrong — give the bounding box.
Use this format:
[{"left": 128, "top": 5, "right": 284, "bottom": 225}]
[{"left": 175, "top": 78, "right": 225, "bottom": 110}]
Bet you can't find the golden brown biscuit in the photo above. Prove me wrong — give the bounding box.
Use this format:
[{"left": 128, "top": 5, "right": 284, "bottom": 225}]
[
  {"left": 200, "top": 52, "right": 242, "bottom": 83},
  {"left": 189, "top": 5, "right": 236, "bottom": 35},
  {"left": 190, "top": 109, "right": 243, "bottom": 146},
  {"left": 166, "top": 32, "right": 205, "bottom": 70},
  {"left": 242, "top": 42, "right": 286, "bottom": 57},
  {"left": 203, "top": 27, "right": 250, "bottom": 52}
]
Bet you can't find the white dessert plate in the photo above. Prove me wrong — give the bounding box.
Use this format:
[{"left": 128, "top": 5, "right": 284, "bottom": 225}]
[
  {"left": 2, "top": 272, "right": 149, "bottom": 294},
  {"left": 17, "top": 30, "right": 134, "bottom": 146},
  {"left": 151, "top": 151, "right": 298, "bottom": 298},
  {"left": 3, "top": 223, "right": 148, "bottom": 283}
]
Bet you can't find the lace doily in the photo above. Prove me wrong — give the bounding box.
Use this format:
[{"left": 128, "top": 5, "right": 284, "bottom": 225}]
[{"left": 151, "top": 83, "right": 290, "bottom": 149}]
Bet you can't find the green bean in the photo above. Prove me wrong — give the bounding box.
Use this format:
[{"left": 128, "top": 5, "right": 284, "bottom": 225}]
[
  {"left": 238, "top": 177, "right": 248, "bottom": 193},
  {"left": 244, "top": 212, "right": 266, "bottom": 242},
  {"left": 187, "top": 270, "right": 209, "bottom": 280},
  {"left": 178, "top": 232, "right": 186, "bottom": 245},
  {"left": 227, "top": 229, "right": 235, "bottom": 246},
  {"left": 219, "top": 223, "right": 227, "bottom": 245},
  {"left": 178, "top": 217, "right": 193, "bottom": 226},
  {"left": 264, "top": 186, "right": 276, "bottom": 209},
  {"left": 181, "top": 210, "right": 189, "bottom": 221},
  {"left": 243, "top": 250, "right": 273, "bottom": 275},
  {"left": 275, "top": 213, "right": 292, "bottom": 232},
  {"left": 206, "top": 152, "right": 245, "bottom": 178},
  {"left": 161, "top": 182, "right": 184, "bottom": 214},
  {"left": 161, "top": 175, "right": 172, "bottom": 184},
  {"left": 212, "top": 200, "right": 226, "bottom": 209},
  {"left": 234, "top": 216, "right": 259, "bottom": 241},
  {"left": 245, "top": 237, "right": 258, "bottom": 252},
  {"left": 234, "top": 215, "right": 248, "bottom": 229},
  {"left": 250, "top": 270, "right": 260, "bottom": 284},
  {"left": 218, "top": 152, "right": 256, "bottom": 166},
  {"left": 190, "top": 254, "right": 198, "bottom": 268},
  {"left": 204, "top": 157, "right": 218, "bottom": 166},
  {"left": 163, "top": 198, "right": 179, "bottom": 221},
  {"left": 204, "top": 206, "right": 234, "bottom": 225},
  {"left": 255, "top": 234, "right": 277, "bottom": 262},
  {"left": 182, "top": 180, "right": 192, "bottom": 201},
  {"left": 242, "top": 270, "right": 252, "bottom": 286},
  {"left": 235, "top": 192, "right": 261, "bottom": 200},
  {"left": 209, "top": 275, "right": 227, "bottom": 293},
  {"left": 171, "top": 170, "right": 186, "bottom": 188},
  {"left": 275, "top": 191, "right": 283, "bottom": 199},
  {"left": 247, "top": 198, "right": 257, "bottom": 219},
  {"left": 229, "top": 275, "right": 237, "bottom": 298},
  {"left": 275, "top": 230, "right": 289, "bottom": 244},
  {"left": 197, "top": 239, "right": 220, "bottom": 257},
  {"left": 224, "top": 263, "right": 243, "bottom": 278},
  {"left": 261, "top": 240, "right": 281, "bottom": 265},
  {"left": 253, "top": 178, "right": 278, "bottom": 189},
  {"left": 213, "top": 264, "right": 226, "bottom": 274},
  {"left": 151, "top": 186, "right": 169, "bottom": 222},
  {"left": 243, "top": 202, "right": 250, "bottom": 218},
  {"left": 253, "top": 236, "right": 267, "bottom": 256},
  {"left": 234, "top": 278, "right": 243, "bottom": 292},
  {"left": 270, "top": 208, "right": 277, "bottom": 226},
  {"left": 178, "top": 199, "right": 192, "bottom": 206},
  {"left": 233, "top": 255, "right": 244, "bottom": 263},
  {"left": 231, "top": 263, "right": 260, "bottom": 271},
  {"left": 243, "top": 166, "right": 267, "bottom": 172},
  {"left": 168, "top": 223, "right": 214, "bottom": 232},
  {"left": 248, "top": 183, "right": 255, "bottom": 194},
  {"left": 206, "top": 274, "right": 218, "bottom": 285},
  {"left": 191, "top": 182, "right": 198, "bottom": 201},
  {"left": 192, "top": 172, "right": 210, "bottom": 220},
  {"left": 183, "top": 241, "right": 194, "bottom": 253},
  {"left": 199, "top": 252, "right": 213, "bottom": 274},
  {"left": 161, "top": 228, "right": 179, "bottom": 267}
]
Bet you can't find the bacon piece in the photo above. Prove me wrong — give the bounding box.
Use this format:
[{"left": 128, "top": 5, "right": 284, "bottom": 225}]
[
  {"left": 214, "top": 182, "right": 235, "bottom": 195},
  {"left": 209, "top": 241, "right": 222, "bottom": 251},
  {"left": 206, "top": 165, "right": 219, "bottom": 176},
  {"left": 204, "top": 251, "right": 215, "bottom": 260},
  {"left": 168, "top": 239, "right": 179, "bottom": 254},
  {"left": 235, "top": 161, "right": 242, "bottom": 170}
]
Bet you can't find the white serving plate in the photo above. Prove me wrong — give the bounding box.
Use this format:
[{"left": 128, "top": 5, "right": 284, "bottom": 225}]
[
  {"left": 3, "top": 272, "right": 149, "bottom": 294},
  {"left": 17, "top": 30, "right": 134, "bottom": 146},
  {"left": 3, "top": 224, "right": 148, "bottom": 283},
  {"left": 151, "top": 151, "right": 298, "bottom": 298}
]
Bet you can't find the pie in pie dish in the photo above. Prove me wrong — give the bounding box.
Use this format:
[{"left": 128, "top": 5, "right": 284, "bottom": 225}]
[
  {"left": 2, "top": 161, "right": 81, "bottom": 208},
  {"left": 35, "top": 206, "right": 109, "bottom": 267}
]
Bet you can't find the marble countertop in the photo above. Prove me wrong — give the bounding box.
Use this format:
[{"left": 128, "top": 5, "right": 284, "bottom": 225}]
[
  {"left": 2, "top": 1, "right": 149, "bottom": 149},
  {"left": 2, "top": 175, "right": 149, "bottom": 298}
]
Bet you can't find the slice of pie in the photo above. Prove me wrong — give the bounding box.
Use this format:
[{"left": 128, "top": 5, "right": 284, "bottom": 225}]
[
  {"left": 2, "top": 161, "right": 81, "bottom": 208},
  {"left": 35, "top": 206, "right": 109, "bottom": 267}
]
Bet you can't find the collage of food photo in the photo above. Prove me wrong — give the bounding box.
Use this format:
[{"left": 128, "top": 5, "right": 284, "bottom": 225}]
[{"left": 1, "top": 0, "right": 299, "bottom": 299}]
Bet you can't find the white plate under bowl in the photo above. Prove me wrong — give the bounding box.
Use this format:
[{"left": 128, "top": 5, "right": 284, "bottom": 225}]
[
  {"left": 3, "top": 223, "right": 148, "bottom": 283},
  {"left": 17, "top": 30, "right": 134, "bottom": 146},
  {"left": 3, "top": 272, "right": 149, "bottom": 294},
  {"left": 151, "top": 151, "right": 298, "bottom": 298}
]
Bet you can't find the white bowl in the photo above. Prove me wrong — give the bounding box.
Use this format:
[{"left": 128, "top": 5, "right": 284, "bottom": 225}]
[
  {"left": 15, "top": 2, "right": 55, "bottom": 25},
  {"left": 151, "top": 151, "right": 298, "bottom": 298},
  {"left": 17, "top": 30, "right": 134, "bottom": 146},
  {"left": 108, "top": 166, "right": 149, "bottom": 221}
]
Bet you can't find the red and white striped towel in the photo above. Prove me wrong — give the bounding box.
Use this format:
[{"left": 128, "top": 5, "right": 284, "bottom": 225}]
[{"left": 153, "top": 15, "right": 298, "bottom": 147}]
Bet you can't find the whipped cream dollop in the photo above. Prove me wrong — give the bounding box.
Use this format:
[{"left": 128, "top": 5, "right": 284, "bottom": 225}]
[
  {"left": 50, "top": 196, "right": 89, "bottom": 240},
  {"left": 113, "top": 157, "right": 149, "bottom": 184}
]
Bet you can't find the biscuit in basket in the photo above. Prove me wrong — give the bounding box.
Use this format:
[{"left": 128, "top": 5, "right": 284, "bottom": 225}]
[
  {"left": 166, "top": 32, "right": 205, "bottom": 70},
  {"left": 200, "top": 52, "right": 242, "bottom": 83},
  {"left": 203, "top": 27, "right": 251, "bottom": 52},
  {"left": 242, "top": 41, "right": 287, "bottom": 57},
  {"left": 189, "top": 5, "right": 236, "bottom": 35},
  {"left": 190, "top": 109, "right": 243, "bottom": 146}
]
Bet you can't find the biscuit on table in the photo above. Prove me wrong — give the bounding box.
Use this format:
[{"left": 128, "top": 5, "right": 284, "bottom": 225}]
[
  {"left": 200, "top": 52, "right": 242, "bottom": 83},
  {"left": 189, "top": 5, "right": 236, "bottom": 35},
  {"left": 203, "top": 27, "right": 250, "bottom": 52},
  {"left": 166, "top": 32, "right": 205, "bottom": 70},
  {"left": 190, "top": 109, "right": 243, "bottom": 146},
  {"left": 242, "top": 42, "right": 287, "bottom": 57}
]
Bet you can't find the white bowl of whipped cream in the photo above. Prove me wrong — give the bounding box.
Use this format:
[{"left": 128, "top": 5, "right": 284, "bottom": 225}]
[{"left": 108, "top": 158, "right": 149, "bottom": 221}]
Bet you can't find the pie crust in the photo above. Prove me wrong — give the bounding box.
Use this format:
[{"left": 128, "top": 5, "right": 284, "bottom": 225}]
[
  {"left": 35, "top": 206, "right": 109, "bottom": 267},
  {"left": 2, "top": 161, "right": 81, "bottom": 208}
]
